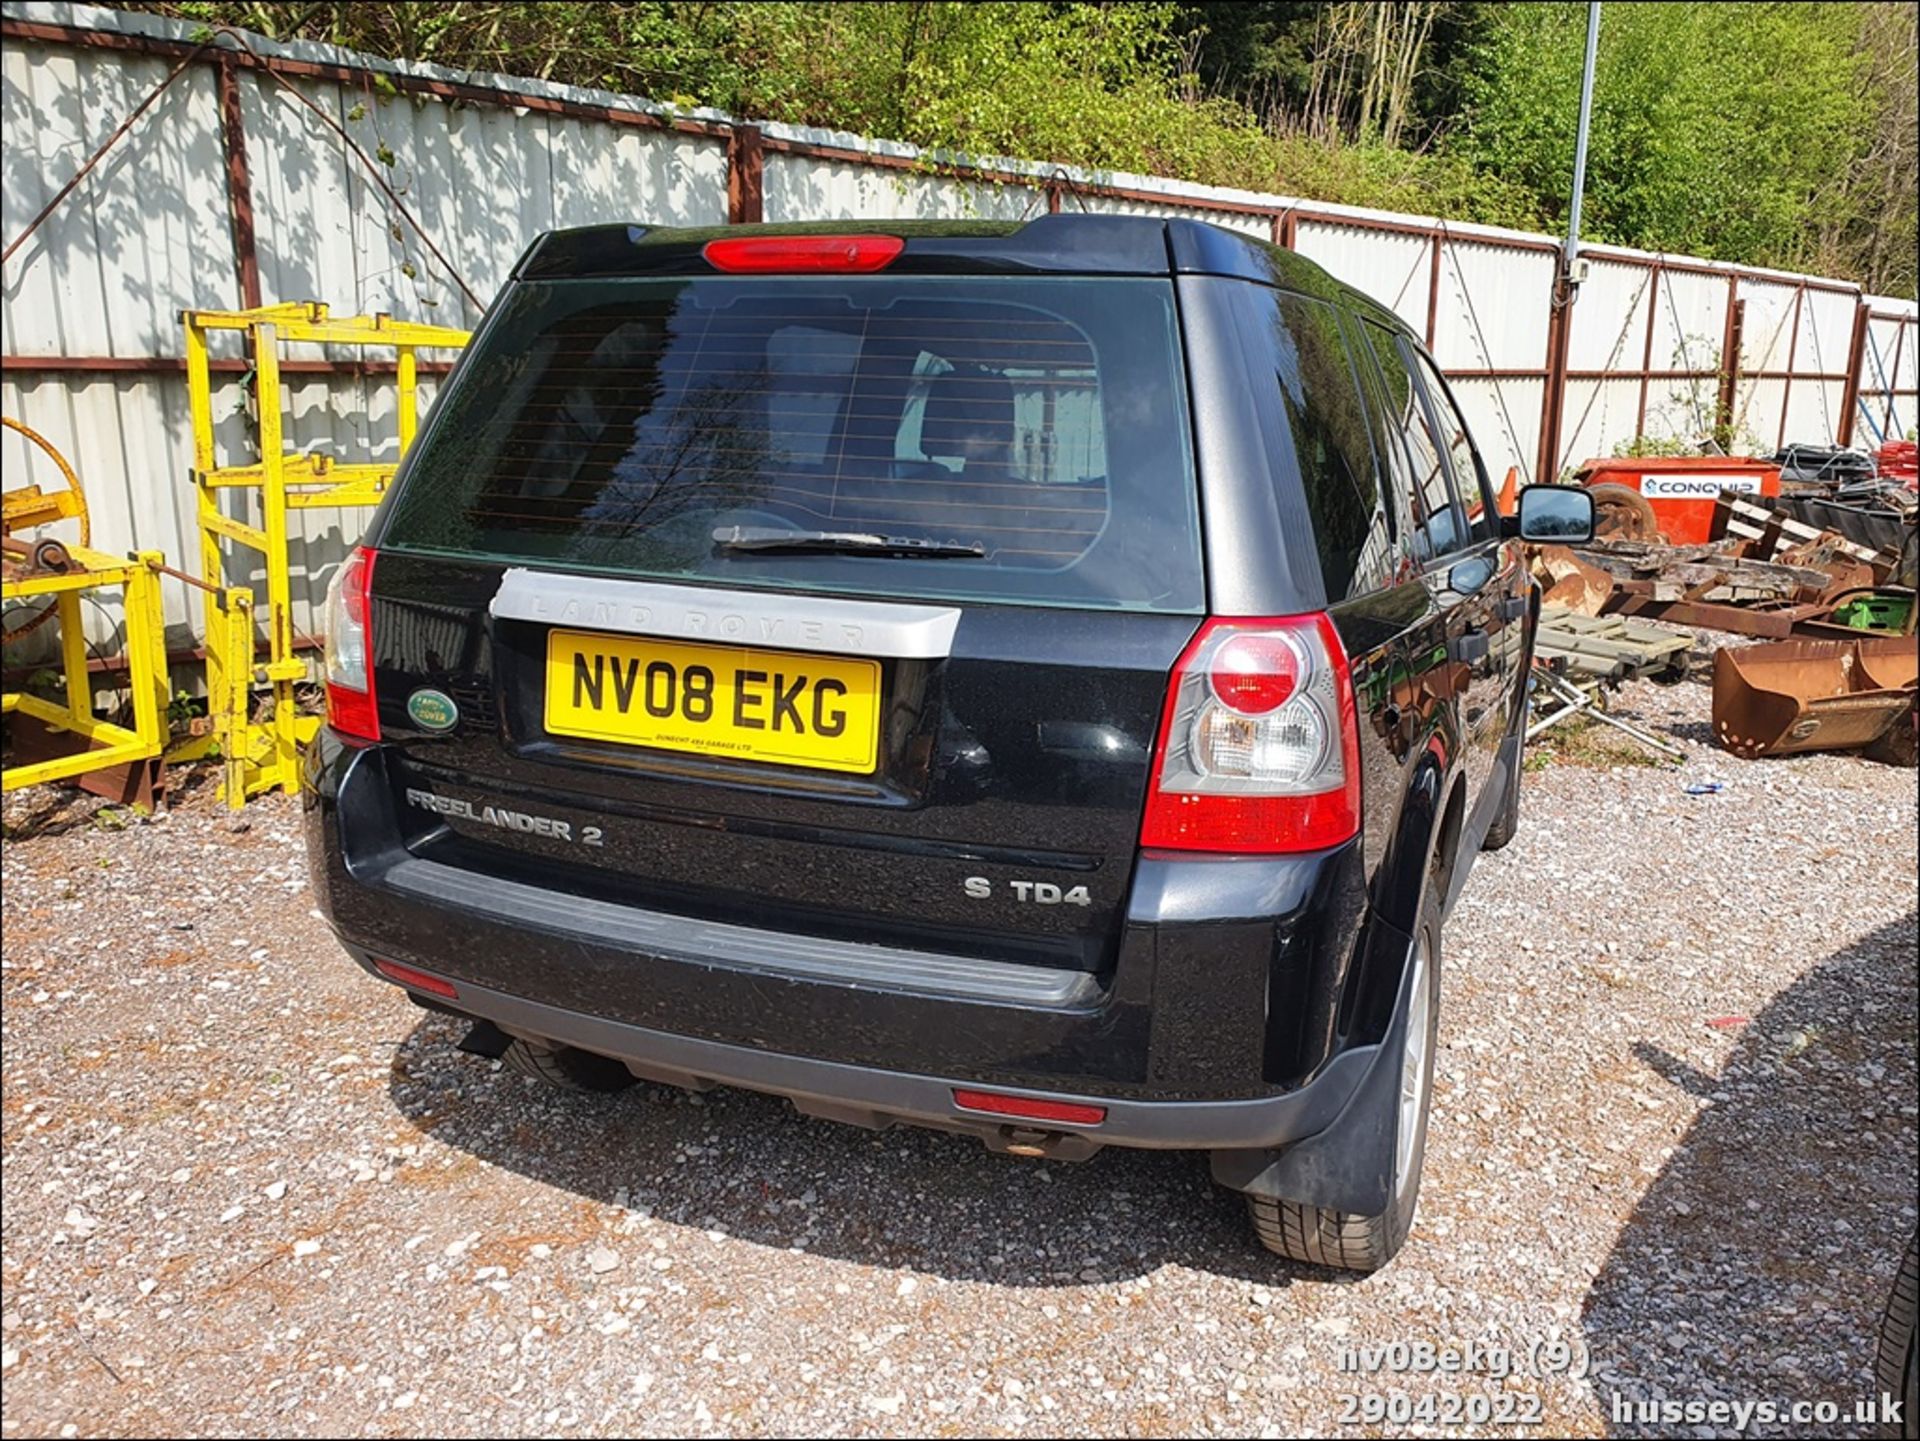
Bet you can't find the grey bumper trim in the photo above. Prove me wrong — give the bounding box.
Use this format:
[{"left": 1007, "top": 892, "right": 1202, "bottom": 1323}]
[
  {"left": 369, "top": 956, "right": 1374, "bottom": 1151},
  {"left": 381, "top": 855, "right": 1099, "bottom": 1010}
]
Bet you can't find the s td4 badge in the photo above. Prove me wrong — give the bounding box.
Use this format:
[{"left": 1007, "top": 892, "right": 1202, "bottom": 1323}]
[{"left": 964, "top": 877, "right": 1092, "bottom": 907}]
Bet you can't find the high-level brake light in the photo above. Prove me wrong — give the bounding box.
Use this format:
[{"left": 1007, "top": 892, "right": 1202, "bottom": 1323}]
[{"left": 702, "top": 235, "right": 904, "bottom": 274}]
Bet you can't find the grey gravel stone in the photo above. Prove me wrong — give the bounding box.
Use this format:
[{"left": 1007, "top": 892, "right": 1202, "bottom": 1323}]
[{"left": 1, "top": 664, "right": 1912, "bottom": 1438}]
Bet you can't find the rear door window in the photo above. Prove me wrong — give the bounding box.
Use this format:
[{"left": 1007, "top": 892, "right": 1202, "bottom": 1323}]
[
  {"left": 1358, "top": 322, "right": 1472, "bottom": 562},
  {"left": 378, "top": 275, "right": 1202, "bottom": 614},
  {"left": 1406, "top": 347, "right": 1498, "bottom": 541},
  {"left": 1267, "top": 294, "right": 1397, "bottom": 599}
]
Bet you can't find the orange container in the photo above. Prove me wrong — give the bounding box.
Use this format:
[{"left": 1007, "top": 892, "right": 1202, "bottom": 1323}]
[{"left": 1574, "top": 456, "right": 1782, "bottom": 544}]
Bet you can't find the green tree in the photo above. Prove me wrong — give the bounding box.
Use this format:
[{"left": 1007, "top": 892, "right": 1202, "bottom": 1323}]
[
  {"left": 1810, "top": 1, "right": 1918, "bottom": 297},
  {"left": 1173, "top": 3, "right": 1498, "bottom": 149},
  {"left": 1456, "top": 3, "right": 1881, "bottom": 277}
]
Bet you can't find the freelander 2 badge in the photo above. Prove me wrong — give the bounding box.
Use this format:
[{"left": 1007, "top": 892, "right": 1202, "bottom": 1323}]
[{"left": 406, "top": 688, "right": 459, "bottom": 732}]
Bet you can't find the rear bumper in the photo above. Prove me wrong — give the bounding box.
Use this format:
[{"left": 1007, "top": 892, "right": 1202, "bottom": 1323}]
[
  {"left": 348, "top": 943, "right": 1377, "bottom": 1153},
  {"left": 304, "top": 736, "right": 1410, "bottom": 1146}
]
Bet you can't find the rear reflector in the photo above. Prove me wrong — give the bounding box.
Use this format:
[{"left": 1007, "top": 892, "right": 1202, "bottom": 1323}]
[
  {"left": 372, "top": 958, "right": 459, "bottom": 999},
  {"left": 952, "top": 1089, "right": 1107, "bottom": 1127},
  {"left": 702, "top": 234, "right": 904, "bottom": 274}
]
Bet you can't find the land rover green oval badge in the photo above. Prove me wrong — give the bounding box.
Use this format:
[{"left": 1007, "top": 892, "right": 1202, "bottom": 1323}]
[{"left": 406, "top": 688, "right": 458, "bottom": 732}]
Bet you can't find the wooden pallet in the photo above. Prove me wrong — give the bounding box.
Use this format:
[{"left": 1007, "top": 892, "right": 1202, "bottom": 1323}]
[
  {"left": 1714, "top": 494, "right": 1899, "bottom": 571},
  {"left": 1536, "top": 605, "right": 1693, "bottom": 681}
]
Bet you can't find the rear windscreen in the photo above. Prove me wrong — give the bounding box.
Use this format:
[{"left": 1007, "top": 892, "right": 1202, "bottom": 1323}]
[{"left": 378, "top": 275, "right": 1203, "bottom": 613}]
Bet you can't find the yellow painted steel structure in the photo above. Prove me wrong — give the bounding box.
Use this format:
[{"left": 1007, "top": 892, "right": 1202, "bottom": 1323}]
[
  {"left": 1, "top": 416, "right": 92, "bottom": 549},
  {"left": 3, "top": 417, "right": 172, "bottom": 798},
  {"left": 176, "top": 303, "right": 468, "bottom": 807},
  {"left": 1, "top": 545, "right": 172, "bottom": 794}
]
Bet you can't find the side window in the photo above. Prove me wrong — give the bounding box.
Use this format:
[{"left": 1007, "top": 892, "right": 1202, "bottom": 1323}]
[
  {"left": 1347, "top": 320, "right": 1421, "bottom": 582},
  {"left": 1359, "top": 322, "right": 1471, "bottom": 562},
  {"left": 1406, "top": 346, "right": 1497, "bottom": 542},
  {"left": 1269, "top": 294, "right": 1397, "bottom": 600}
]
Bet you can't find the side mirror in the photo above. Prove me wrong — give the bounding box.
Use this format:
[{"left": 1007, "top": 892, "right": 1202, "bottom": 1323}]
[{"left": 1507, "top": 484, "right": 1596, "bottom": 544}]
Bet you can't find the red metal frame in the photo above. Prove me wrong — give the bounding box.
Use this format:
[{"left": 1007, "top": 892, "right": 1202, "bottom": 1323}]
[
  {"left": 1715, "top": 287, "right": 1745, "bottom": 439},
  {"left": 0, "top": 16, "right": 730, "bottom": 140},
  {"left": 725, "top": 124, "right": 764, "bottom": 225},
  {"left": 215, "top": 54, "right": 262, "bottom": 310},
  {"left": 1774, "top": 285, "right": 1805, "bottom": 450}
]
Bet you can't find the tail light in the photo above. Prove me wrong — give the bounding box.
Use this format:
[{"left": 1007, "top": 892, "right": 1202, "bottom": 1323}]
[
  {"left": 1140, "top": 613, "right": 1361, "bottom": 854},
  {"left": 702, "top": 235, "right": 904, "bottom": 273},
  {"left": 323, "top": 546, "right": 379, "bottom": 742}
]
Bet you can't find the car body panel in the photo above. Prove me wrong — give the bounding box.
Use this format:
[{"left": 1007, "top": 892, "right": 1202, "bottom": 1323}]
[{"left": 309, "top": 214, "right": 1538, "bottom": 1196}]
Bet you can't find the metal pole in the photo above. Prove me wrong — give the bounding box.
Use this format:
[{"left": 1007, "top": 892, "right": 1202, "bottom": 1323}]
[
  {"left": 1564, "top": 2, "right": 1601, "bottom": 279},
  {"left": 1540, "top": 0, "right": 1601, "bottom": 479}
]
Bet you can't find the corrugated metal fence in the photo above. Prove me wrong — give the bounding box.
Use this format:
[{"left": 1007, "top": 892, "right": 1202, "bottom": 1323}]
[{"left": 3, "top": 0, "right": 1916, "bottom": 657}]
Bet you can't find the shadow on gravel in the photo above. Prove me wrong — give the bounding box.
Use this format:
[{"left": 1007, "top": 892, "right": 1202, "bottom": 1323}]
[
  {"left": 0, "top": 784, "right": 113, "bottom": 839},
  {"left": 384, "top": 1016, "right": 1349, "bottom": 1290},
  {"left": 1655, "top": 719, "right": 1719, "bottom": 748},
  {"left": 1580, "top": 910, "right": 1919, "bottom": 1436}
]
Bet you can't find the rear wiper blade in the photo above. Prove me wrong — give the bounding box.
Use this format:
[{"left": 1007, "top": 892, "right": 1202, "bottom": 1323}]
[{"left": 711, "top": 526, "right": 984, "bottom": 559}]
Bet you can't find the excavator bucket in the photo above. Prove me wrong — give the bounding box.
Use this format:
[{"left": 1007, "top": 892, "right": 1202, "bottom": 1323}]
[{"left": 1712, "top": 636, "right": 1919, "bottom": 760}]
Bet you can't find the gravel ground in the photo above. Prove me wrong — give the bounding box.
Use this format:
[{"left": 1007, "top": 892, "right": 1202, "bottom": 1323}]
[{"left": 2, "top": 657, "right": 1915, "bottom": 1438}]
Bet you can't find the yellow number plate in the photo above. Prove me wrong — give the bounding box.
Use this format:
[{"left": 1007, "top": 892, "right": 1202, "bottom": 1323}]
[{"left": 543, "top": 630, "right": 882, "bottom": 774}]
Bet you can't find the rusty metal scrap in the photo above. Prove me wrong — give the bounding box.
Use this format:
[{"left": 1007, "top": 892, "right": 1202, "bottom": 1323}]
[
  {"left": 1576, "top": 538, "right": 1832, "bottom": 605},
  {"left": 1715, "top": 490, "right": 1915, "bottom": 589},
  {"left": 1571, "top": 513, "right": 1919, "bottom": 646},
  {"left": 1527, "top": 545, "right": 1615, "bottom": 616},
  {"left": 1715, "top": 493, "right": 1900, "bottom": 572},
  {"left": 1608, "top": 590, "right": 1824, "bottom": 639},
  {"left": 1711, "top": 635, "right": 1918, "bottom": 760}
]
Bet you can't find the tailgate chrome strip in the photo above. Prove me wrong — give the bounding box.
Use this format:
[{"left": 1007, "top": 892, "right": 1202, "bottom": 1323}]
[{"left": 490, "top": 570, "right": 962, "bottom": 659}]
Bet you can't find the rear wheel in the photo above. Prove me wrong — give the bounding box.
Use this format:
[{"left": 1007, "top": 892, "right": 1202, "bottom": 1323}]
[
  {"left": 1875, "top": 1232, "right": 1918, "bottom": 1439},
  {"left": 502, "top": 1038, "right": 637, "bottom": 1093},
  {"left": 1246, "top": 890, "right": 1440, "bottom": 1272}
]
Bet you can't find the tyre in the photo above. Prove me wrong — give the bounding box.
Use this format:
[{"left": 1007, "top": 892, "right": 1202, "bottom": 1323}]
[
  {"left": 1587, "top": 481, "right": 1660, "bottom": 542},
  {"left": 1246, "top": 887, "right": 1440, "bottom": 1272},
  {"left": 502, "top": 1037, "right": 637, "bottom": 1093},
  {"left": 1875, "top": 1231, "right": 1918, "bottom": 1440}
]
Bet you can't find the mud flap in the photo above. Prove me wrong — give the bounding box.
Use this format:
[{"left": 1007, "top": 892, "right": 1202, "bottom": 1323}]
[{"left": 1208, "top": 915, "right": 1418, "bottom": 1219}]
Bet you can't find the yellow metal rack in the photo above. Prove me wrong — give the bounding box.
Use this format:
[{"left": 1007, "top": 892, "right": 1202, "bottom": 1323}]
[
  {"left": 176, "top": 303, "right": 469, "bottom": 807},
  {"left": 1, "top": 548, "right": 172, "bottom": 795},
  {"left": 3, "top": 418, "right": 172, "bottom": 800}
]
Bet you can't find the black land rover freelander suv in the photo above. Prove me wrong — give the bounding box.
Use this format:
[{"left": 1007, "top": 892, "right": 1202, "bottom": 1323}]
[{"left": 306, "top": 216, "right": 1592, "bottom": 1272}]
